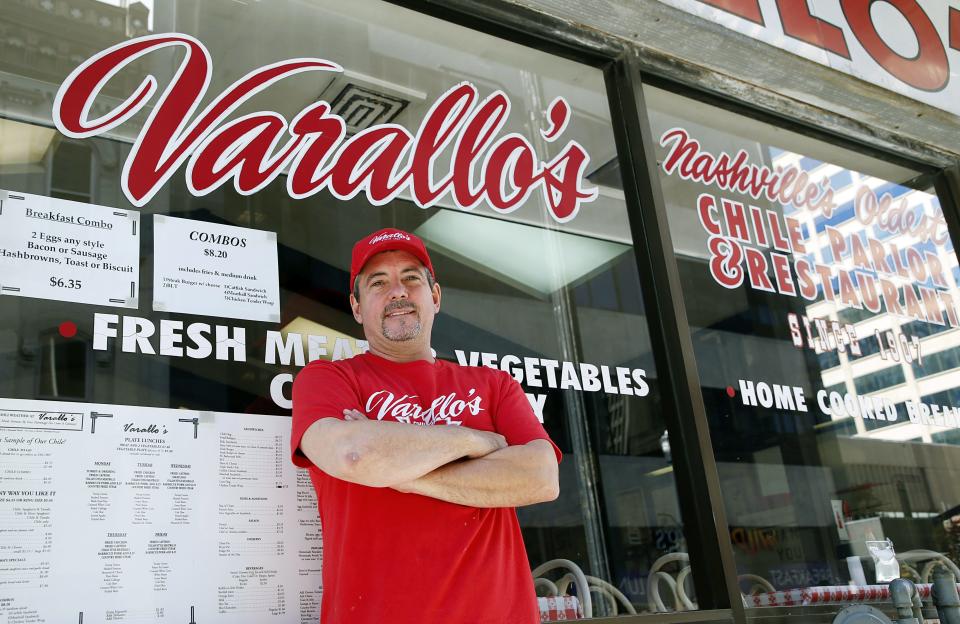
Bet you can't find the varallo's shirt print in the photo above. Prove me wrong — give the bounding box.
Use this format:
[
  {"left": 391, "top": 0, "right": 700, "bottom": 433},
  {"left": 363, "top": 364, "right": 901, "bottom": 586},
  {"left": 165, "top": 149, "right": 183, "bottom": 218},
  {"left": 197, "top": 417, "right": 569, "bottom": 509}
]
[{"left": 364, "top": 388, "right": 484, "bottom": 425}]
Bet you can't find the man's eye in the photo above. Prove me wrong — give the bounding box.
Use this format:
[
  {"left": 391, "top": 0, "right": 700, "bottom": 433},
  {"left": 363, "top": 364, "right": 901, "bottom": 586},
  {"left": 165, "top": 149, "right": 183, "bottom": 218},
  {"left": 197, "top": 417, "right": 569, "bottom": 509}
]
[
  {"left": 371, "top": 280, "right": 385, "bottom": 288},
  {"left": 404, "top": 275, "right": 421, "bottom": 282}
]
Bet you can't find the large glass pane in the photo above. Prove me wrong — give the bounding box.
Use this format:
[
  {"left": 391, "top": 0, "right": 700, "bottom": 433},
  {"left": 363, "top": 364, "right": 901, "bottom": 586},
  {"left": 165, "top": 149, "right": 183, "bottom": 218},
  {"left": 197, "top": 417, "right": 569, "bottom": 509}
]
[
  {"left": 0, "top": 1, "right": 696, "bottom": 621},
  {"left": 645, "top": 83, "right": 960, "bottom": 611}
]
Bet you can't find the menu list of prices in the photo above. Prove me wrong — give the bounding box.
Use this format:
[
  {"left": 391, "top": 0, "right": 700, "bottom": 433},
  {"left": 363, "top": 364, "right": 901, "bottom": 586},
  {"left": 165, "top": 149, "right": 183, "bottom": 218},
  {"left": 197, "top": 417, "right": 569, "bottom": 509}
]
[
  {"left": 0, "top": 399, "right": 321, "bottom": 624},
  {"left": 0, "top": 190, "right": 140, "bottom": 309},
  {"left": 152, "top": 215, "right": 281, "bottom": 323}
]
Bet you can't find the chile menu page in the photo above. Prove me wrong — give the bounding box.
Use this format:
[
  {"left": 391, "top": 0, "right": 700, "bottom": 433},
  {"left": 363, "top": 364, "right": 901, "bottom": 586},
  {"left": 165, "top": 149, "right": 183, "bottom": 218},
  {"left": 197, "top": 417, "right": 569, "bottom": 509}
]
[{"left": 0, "top": 398, "right": 321, "bottom": 624}]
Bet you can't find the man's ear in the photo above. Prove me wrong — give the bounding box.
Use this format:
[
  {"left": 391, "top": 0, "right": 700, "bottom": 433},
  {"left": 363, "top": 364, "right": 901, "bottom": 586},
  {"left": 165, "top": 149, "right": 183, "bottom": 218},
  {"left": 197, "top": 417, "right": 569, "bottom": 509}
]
[
  {"left": 349, "top": 293, "right": 363, "bottom": 324},
  {"left": 432, "top": 281, "right": 441, "bottom": 313}
]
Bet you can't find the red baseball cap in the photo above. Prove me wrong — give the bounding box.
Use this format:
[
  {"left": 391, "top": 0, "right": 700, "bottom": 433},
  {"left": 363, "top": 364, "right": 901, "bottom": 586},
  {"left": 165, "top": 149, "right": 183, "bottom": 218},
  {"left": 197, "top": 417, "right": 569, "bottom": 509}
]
[{"left": 350, "top": 228, "right": 435, "bottom": 292}]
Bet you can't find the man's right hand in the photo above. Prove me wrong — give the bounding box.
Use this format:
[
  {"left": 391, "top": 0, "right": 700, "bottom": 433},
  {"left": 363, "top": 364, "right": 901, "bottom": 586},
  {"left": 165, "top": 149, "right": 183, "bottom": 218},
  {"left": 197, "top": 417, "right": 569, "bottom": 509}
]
[
  {"left": 467, "top": 429, "right": 508, "bottom": 458},
  {"left": 345, "top": 407, "right": 506, "bottom": 458},
  {"left": 300, "top": 411, "right": 510, "bottom": 487},
  {"left": 343, "top": 409, "right": 507, "bottom": 459}
]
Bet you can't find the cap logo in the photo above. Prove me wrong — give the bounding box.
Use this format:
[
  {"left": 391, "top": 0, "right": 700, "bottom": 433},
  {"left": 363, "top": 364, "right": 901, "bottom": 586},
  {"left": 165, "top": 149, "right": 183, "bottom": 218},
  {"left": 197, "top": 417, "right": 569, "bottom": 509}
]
[{"left": 369, "top": 232, "right": 411, "bottom": 245}]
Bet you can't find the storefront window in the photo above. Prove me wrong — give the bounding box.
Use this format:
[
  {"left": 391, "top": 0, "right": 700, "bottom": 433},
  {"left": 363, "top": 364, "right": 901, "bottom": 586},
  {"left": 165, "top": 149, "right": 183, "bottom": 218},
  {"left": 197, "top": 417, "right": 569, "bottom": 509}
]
[
  {"left": 645, "top": 84, "right": 960, "bottom": 609},
  {"left": 0, "top": 1, "right": 698, "bottom": 621}
]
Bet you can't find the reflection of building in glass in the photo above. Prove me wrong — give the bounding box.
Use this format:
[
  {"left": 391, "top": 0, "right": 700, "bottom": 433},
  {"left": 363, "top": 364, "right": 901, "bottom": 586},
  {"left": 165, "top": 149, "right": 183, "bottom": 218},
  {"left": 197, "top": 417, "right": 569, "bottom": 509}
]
[
  {"left": 0, "top": 0, "right": 151, "bottom": 118},
  {"left": 0, "top": 1, "right": 153, "bottom": 202},
  {"left": 656, "top": 114, "right": 960, "bottom": 590},
  {"left": 772, "top": 150, "right": 960, "bottom": 444}
]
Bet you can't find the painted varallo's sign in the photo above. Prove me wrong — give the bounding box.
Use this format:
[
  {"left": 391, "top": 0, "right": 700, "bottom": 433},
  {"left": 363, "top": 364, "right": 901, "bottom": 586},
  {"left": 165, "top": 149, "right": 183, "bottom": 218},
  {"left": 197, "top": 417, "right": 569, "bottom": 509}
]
[
  {"left": 658, "top": 0, "right": 960, "bottom": 116},
  {"left": 52, "top": 34, "right": 597, "bottom": 222}
]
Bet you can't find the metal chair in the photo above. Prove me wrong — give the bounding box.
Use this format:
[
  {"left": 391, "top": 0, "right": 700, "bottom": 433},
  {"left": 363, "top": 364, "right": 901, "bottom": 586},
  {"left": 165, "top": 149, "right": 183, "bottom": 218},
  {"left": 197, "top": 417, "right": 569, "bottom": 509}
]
[
  {"left": 532, "top": 559, "right": 640, "bottom": 617},
  {"left": 897, "top": 550, "right": 960, "bottom": 584},
  {"left": 646, "top": 552, "right": 696, "bottom": 612}
]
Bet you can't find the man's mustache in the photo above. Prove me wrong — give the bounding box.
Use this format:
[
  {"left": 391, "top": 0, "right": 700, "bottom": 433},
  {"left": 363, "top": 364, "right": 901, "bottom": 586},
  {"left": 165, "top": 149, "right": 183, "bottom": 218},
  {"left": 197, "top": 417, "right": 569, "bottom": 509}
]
[{"left": 382, "top": 301, "right": 417, "bottom": 317}]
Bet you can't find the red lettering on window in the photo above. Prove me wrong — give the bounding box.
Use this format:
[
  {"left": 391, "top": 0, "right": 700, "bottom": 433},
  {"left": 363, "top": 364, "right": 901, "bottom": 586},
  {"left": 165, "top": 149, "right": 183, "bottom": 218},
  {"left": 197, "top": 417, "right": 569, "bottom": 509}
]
[
  {"left": 699, "top": 0, "right": 764, "bottom": 25},
  {"left": 840, "top": 0, "right": 949, "bottom": 92},
  {"left": 950, "top": 7, "right": 960, "bottom": 51},
  {"left": 53, "top": 35, "right": 597, "bottom": 221},
  {"left": 775, "top": 0, "right": 850, "bottom": 59}
]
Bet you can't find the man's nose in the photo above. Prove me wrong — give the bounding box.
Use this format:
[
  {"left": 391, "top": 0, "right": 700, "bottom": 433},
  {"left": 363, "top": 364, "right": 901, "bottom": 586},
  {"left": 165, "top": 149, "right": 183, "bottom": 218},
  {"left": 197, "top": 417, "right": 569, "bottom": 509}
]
[{"left": 387, "top": 280, "right": 408, "bottom": 300}]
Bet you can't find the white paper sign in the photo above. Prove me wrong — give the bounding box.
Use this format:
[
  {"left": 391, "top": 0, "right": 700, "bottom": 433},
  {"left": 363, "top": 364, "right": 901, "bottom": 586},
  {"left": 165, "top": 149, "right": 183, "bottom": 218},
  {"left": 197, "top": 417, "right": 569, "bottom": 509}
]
[
  {"left": 0, "top": 190, "right": 139, "bottom": 307},
  {"left": 153, "top": 215, "right": 280, "bottom": 323},
  {"left": 0, "top": 398, "right": 321, "bottom": 623}
]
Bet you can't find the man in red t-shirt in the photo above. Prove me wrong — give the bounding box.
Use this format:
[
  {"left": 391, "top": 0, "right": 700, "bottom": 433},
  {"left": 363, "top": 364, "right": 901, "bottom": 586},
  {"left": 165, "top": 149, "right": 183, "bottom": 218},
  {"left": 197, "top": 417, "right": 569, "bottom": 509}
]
[{"left": 290, "top": 228, "right": 561, "bottom": 624}]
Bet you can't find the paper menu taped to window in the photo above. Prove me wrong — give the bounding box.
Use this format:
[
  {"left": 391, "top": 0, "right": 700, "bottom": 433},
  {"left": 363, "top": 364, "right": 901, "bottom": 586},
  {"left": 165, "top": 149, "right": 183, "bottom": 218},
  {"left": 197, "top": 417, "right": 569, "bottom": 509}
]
[
  {"left": 0, "top": 190, "right": 140, "bottom": 308},
  {"left": 0, "top": 398, "right": 321, "bottom": 623},
  {"left": 152, "top": 215, "right": 281, "bottom": 323}
]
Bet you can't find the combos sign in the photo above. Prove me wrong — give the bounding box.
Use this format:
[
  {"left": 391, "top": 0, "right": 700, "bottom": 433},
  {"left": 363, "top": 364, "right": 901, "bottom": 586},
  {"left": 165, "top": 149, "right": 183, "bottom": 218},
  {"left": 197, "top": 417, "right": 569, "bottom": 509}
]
[
  {"left": 52, "top": 34, "right": 597, "bottom": 223},
  {"left": 659, "top": 0, "right": 960, "bottom": 117}
]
